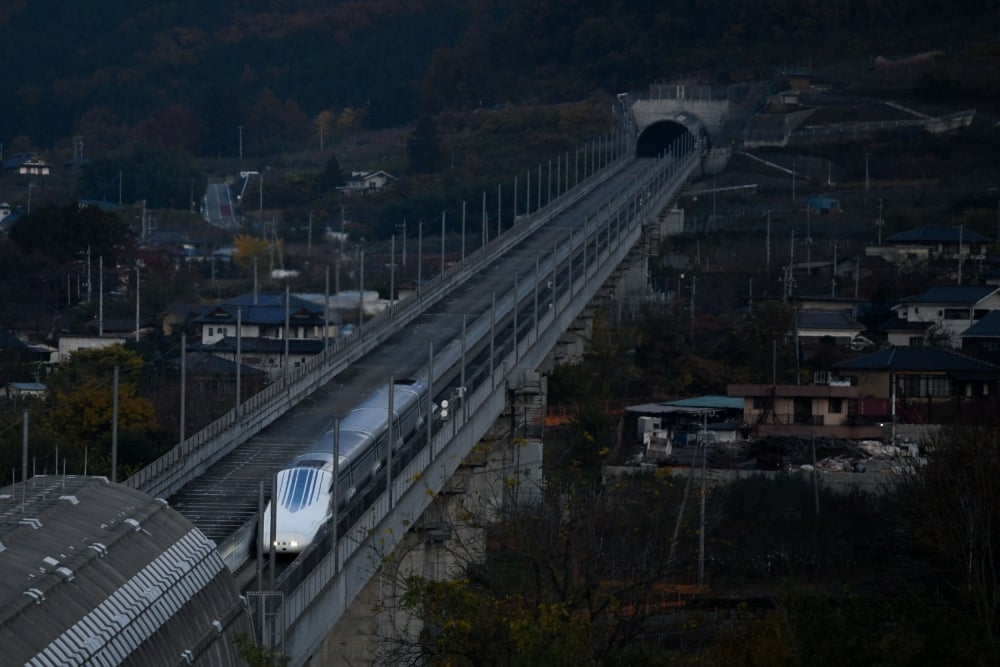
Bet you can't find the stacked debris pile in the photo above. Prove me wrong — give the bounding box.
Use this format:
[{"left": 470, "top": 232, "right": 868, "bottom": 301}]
[{"left": 741, "top": 435, "right": 922, "bottom": 472}]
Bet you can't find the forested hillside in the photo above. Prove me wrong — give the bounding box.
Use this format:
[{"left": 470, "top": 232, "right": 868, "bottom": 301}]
[
  {"left": 1, "top": 0, "right": 997, "bottom": 156},
  {"left": 0, "top": 0, "right": 482, "bottom": 152}
]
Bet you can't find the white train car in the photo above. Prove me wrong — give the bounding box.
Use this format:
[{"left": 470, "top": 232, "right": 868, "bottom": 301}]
[{"left": 263, "top": 379, "right": 427, "bottom": 554}]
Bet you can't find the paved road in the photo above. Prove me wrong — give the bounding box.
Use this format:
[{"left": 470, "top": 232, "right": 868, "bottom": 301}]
[{"left": 203, "top": 182, "right": 238, "bottom": 229}]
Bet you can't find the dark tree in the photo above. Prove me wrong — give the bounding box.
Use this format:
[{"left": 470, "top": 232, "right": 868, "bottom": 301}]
[
  {"left": 78, "top": 145, "right": 206, "bottom": 209},
  {"left": 317, "top": 152, "right": 344, "bottom": 195},
  {"left": 9, "top": 204, "right": 132, "bottom": 265},
  {"left": 406, "top": 116, "right": 445, "bottom": 174}
]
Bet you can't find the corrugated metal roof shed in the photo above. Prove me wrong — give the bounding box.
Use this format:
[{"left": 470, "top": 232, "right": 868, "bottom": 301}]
[
  {"left": 626, "top": 396, "right": 743, "bottom": 414},
  {"left": 0, "top": 475, "right": 251, "bottom": 665}
]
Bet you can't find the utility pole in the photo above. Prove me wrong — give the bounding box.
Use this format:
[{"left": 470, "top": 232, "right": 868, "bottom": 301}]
[
  {"left": 958, "top": 224, "right": 964, "bottom": 285},
  {"left": 766, "top": 211, "right": 771, "bottom": 275},
  {"left": 876, "top": 198, "right": 885, "bottom": 245},
  {"left": 689, "top": 275, "right": 696, "bottom": 337},
  {"left": 864, "top": 151, "right": 870, "bottom": 206},
  {"left": 99, "top": 256, "right": 104, "bottom": 337},
  {"left": 135, "top": 266, "right": 140, "bottom": 342},
  {"left": 307, "top": 211, "right": 313, "bottom": 257},
  {"left": 832, "top": 241, "right": 838, "bottom": 298},
  {"left": 111, "top": 366, "right": 119, "bottom": 483}
]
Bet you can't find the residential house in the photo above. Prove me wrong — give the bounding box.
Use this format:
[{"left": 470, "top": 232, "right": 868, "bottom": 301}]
[
  {"left": 338, "top": 170, "right": 396, "bottom": 195},
  {"left": 866, "top": 225, "right": 989, "bottom": 266},
  {"left": 3, "top": 152, "right": 51, "bottom": 176},
  {"left": 727, "top": 381, "right": 885, "bottom": 440},
  {"left": 190, "top": 292, "right": 327, "bottom": 377},
  {"left": 960, "top": 310, "right": 1000, "bottom": 364},
  {"left": 57, "top": 336, "right": 126, "bottom": 362},
  {"left": 0, "top": 332, "right": 53, "bottom": 363},
  {"left": 3, "top": 382, "right": 47, "bottom": 400},
  {"left": 833, "top": 346, "right": 1000, "bottom": 424},
  {"left": 888, "top": 284, "right": 1000, "bottom": 347},
  {"left": 795, "top": 308, "right": 864, "bottom": 347},
  {"left": 878, "top": 316, "right": 932, "bottom": 348}
]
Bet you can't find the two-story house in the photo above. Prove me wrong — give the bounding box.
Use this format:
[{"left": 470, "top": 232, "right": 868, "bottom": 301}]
[
  {"left": 337, "top": 170, "right": 396, "bottom": 195},
  {"left": 833, "top": 346, "right": 1000, "bottom": 424},
  {"left": 3, "top": 152, "right": 51, "bottom": 176},
  {"left": 728, "top": 379, "right": 885, "bottom": 440},
  {"left": 883, "top": 285, "right": 1000, "bottom": 347},
  {"left": 190, "top": 293, "right": 326, "bottom": 376}
]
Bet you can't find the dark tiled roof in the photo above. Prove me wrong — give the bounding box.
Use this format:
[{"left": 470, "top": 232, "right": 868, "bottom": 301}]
[
  {"left": 898, "top": 285, "right": 998, "bottom": 305},
  {"left": 222, "top": 292, "right": 320, "bottom": 311},
  {"left": 886, "top": 225, "right": 991, "bottom": 244},
  {"left": 194, "top": 337, "right": 325, "bottom": 354},
  {"left": 195, "top": 304, "right": 324, "bottom": 326},
  {"left": 176, "top": 351, "right": 267, "bottom": 376},
  {"left": 962, "top": 311, "right": 1000, "bottom": 338},
  {"left": 833, "top": 345, "right": 1000, "bottom": 374},
  {"left": 795, "top": 308, "right": 862, "bottom": 331}
]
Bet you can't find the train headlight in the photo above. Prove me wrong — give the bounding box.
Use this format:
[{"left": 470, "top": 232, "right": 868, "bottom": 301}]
[{"left": 290, "top": 541, "right": 298, "bottom": 548}]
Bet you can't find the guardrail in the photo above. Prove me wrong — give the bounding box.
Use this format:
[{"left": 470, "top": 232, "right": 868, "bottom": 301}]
[
  {"left": 270, "top": 142, "right": 701, "bottom": 664},
  {"left": 127, "top": 140, "right": 638, "bottom": 500}
]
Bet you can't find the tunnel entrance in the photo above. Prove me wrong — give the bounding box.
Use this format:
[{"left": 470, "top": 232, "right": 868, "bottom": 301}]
[{"left": 636, "top": 120, "right": 691, "bottom": 157}]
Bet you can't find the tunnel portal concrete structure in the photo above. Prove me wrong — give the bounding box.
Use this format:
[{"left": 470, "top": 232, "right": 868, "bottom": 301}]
[{"left": 630, "top": 84, "right": 732, "bottom": 157}]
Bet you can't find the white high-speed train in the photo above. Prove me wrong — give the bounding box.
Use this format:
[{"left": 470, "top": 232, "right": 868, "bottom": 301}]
[{"left": 262, "top": 378, "right": 428, "bottom": 554}]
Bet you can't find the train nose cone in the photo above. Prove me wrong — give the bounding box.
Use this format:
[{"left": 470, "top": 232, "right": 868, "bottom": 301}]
[{"left": 273, "top": 530, "right": 310, "bottom": 553}]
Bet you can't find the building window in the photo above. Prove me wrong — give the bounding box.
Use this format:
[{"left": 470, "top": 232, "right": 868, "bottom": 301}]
[
  {"left": 828, "top": 398, "right": 843, "bottom": 413},
  {"left": 908, "top": 337, "right": 924, "bottom": 347},
  {"left": 208, "top": 327, "right": 213, "bottom": 336},
  {"left": 900, "top": 374, "right": 950, "bottom": 398}
]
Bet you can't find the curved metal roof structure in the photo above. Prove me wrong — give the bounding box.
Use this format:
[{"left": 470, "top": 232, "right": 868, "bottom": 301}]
[{"left": 0, "top": 475, "right": 251, "bottom": 665}]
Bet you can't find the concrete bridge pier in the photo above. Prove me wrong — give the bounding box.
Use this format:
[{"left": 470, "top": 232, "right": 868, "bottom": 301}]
[{"left": 309, "top": 372, "right": 546, "bottom": 665}]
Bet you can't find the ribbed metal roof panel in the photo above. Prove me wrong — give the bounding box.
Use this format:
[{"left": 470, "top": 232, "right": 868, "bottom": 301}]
[{"left": 0, "top": 476, "right": 251, "bottom": 665}]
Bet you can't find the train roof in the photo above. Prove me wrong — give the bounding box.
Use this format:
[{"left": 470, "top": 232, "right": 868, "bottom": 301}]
[{"left": 0, "top": 475, "right": 251, "bottom": 665}]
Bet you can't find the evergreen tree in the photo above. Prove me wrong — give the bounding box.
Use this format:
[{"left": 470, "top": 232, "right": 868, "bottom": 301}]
[
  {"left": 406, "top": 116, "right": 445, "bottom": 174},
  {"left": 317, "top": 152, "right": 344, "bottom": 195}
]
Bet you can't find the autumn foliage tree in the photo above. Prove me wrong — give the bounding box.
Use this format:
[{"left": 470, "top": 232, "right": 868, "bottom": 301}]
[
  {"left": 233, "top": 233, "right": 275, "bottom": 273},
  {"left": 43, "top": 346, "right": 157, "bottom": 479}
]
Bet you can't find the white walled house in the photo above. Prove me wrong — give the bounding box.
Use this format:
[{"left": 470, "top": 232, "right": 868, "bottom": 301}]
[
  {"left": 190, "top": 293, "right": 326, "bottom": 377},
  {"left": 337, "top": 170, "right": 396, "bottom": 194},
  {"left": 890, "top": 285, "right": 1000, "bottom": 347},
  {"left": 58, "top": 336, "right": 126, "bottom": 362}
]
